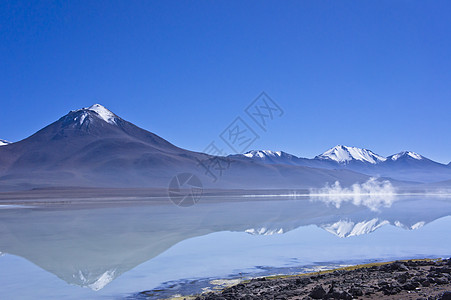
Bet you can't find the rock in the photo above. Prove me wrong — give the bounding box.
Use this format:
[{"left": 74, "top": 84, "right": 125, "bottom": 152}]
[
  {"left": 251, "top": 277, "right": 267, "bottom": 282},
  {"left": 413, "top": 276, "right": 426, "bottom": 283},
  {"left": 348, "top": 287, "right": 363, "bottom": 297},
  {"left": 339, "top": 291, "right": 353, "bottom": 300},
  {"left": 193, "top": 259, "right": 451, "bottom": 300},
  {"left": 380, "top": 284, "right": 402, "bottom": 295},
  {"left": 378, "top": 281, "right": 389, "bottom": 287},
  {"left": 397, "top": 273, "right": 409, "bottom": 284},
  {"left": 392, "top": 262, "right": 410, "bottom": 271},
  {"left": 438, "top": 291, "right": 451, "bottom": 300},
  {"left": 436, "top": 277, "right": 449, "bottom": 285},
  {"left": 421, "top": 279, "right": 431, "bottom": 287},
  {"left": 333, "top": 270, "right": 347, "bottom": 275},
  {"left": 295, "top": 277, "right": 311, "bottom": 285},
  {"left": 402, "top": 281, "right": 420, "bottom": 290},
  {"left": 325, "top": 291, "right": 342, "bottom": 299},
  {"left": 309, "top": 285, "right": 326, "bottom": 299},
  {"left": 221, "top": 290, "right": 237, "bottom": 296},
  {"left": 327, "top": 282, "right": 336, "bottom": 294}
]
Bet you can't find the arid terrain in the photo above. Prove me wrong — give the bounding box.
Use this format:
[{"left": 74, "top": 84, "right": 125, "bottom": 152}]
[{"left": 193, "top": 259, "right": 451, "bottom": 300}]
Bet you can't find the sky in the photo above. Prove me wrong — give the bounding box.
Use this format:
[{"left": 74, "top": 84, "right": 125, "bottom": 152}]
[{"left": 0, "top": 0, "right": 450, "bottom": 163}]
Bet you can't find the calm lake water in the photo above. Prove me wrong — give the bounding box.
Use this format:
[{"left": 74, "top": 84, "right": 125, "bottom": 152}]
[{"left": 0, "top": 194, "right": 450, "bottom": 299}]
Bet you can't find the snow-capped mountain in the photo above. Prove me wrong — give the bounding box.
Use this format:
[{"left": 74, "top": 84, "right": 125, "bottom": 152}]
[
  {"left": 321, "top": 218, "right": 389, "bottom": 238},
  {"left": 315, "top": 147, "right": 451, "bottom": 182},
  {"left": 229, "top": 150, "right": 303, "bottom": 166},
  {"left": 230, "top": 149, "right": 339, "bottom": 169},
  {"left": 233, "top": 145, "right": 451, "bottom": 183},
  {"left": 388, "top": 151, "right": 424, "bottom": 161},
  {"left": 315, "top": 145, "right": 387, "bottom": 164},
  {"left": 72, "top": 104, "right": 119, "bottom": 125},
  {"left": 243, "top": 150, "right": 284, "bottom": 159},
  {"left": 0, "top": 139, "right": 10, "bottom": 146},
  {"left": 0, "top": 104, "right": 372, "bottom": 190},
  {"left": 245, "top": 227, "right": 285, "bottom": 235},
  {"left": 1, "top": 103, "right": 449, "bottom": 188},
  {"left": 321, "top": 218, "right": 430, "bottom": 238}
]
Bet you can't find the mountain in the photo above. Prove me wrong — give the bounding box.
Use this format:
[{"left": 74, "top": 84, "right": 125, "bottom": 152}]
[
  {"left": 0, "top": 104, "right": 372, "bottom": 190},
  {"left": 233, "top": 145, "right": 451, "bottom": 183},
  {"left": 315, "top": 145, "right": 386, "bottom": 164},
  {"left": 388, "top": 151, "right": 424, "bottom": 161},
  {"left": 229, "top": 149, "right": 343, "bottom": 171},
  {"left": 2, "top": 104, "right": 447, "bottom": 189},
  {"left": 376, "top": 151, "right": 451, "bottom": 182},
  {"left": 229, "top": 150, "right": 302, "bottom": 166},
  {"left": 243, "top": 150, "right": 286, "bottom": 160},
  {"left": 0, "top": 139, "right": 10, "bottom": 146},
  {"left": 0, "top": 104, "right": 203, "bottom": 189}
]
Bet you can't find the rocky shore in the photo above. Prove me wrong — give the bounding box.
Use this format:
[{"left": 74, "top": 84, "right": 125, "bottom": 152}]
[{"left": 194, "top": 259, "right": 451, "bottom": 300}]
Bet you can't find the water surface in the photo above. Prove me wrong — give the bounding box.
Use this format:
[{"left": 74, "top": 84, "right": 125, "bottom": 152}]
[{"left": 0, "top": 194, "right": 450, "bottom": 299}]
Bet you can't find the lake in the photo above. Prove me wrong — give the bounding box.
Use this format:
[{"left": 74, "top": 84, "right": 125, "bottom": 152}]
[{"left": 0, "top": 194, "right": 450, "bottom": 299}]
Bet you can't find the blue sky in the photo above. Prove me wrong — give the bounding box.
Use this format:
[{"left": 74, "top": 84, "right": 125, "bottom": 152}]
[{"left": 1, "top": 1, "right": 450, "bottom": 163}]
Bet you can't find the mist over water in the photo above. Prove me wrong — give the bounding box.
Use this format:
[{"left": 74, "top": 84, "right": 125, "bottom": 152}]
[{"left": 309, "top": 178, "right": 396, "bottom": 211}]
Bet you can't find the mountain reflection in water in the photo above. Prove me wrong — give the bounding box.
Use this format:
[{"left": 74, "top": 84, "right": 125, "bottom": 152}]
[{"left": 0, "top": 194, "right": 450, "bottom": 297}]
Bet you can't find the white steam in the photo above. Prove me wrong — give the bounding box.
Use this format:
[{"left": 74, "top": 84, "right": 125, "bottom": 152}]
[{"left": 309, "top": 177, "right": 396, "bottom": 211}]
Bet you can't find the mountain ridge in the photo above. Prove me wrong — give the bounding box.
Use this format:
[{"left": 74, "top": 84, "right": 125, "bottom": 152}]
[
  {"left": 233, "top": 146, "right": 451, "bottom": 183},
  {"left": 0, "top": 104, "right": 375, "bottom": 190},
  {"left": 1, "top": 104, "right": 449, "bottom": 189},
  {"left": 315, "top": 145, "right": 387, "bottom": 164}
]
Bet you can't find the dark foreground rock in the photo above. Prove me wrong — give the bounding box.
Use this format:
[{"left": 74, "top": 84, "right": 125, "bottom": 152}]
[{"left": 194, "top": 259, "right": 451, "bottom": 299}]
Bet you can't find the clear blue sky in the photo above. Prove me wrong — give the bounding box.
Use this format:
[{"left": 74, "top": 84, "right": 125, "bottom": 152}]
[{"left": 1, "top": 1, "right": 450, "bottom": 163}]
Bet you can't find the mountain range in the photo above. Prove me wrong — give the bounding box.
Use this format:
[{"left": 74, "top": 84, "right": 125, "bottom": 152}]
[
  {"left": 231, "top": 145, "right": 451, "bottom": 183},
  {"left": 0, "top": 105, "right": 371, "bottom": 191},
  {"left": 0, "top": 104, "right": 450, "bottom": 191}
]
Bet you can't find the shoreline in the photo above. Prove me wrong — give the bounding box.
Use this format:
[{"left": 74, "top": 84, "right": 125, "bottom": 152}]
[
  {"left": 1, "top": 188, "right": 450, "bottom": 208},
  {"left": 163, "top": 258, "right": 451, "bottom": 300}
]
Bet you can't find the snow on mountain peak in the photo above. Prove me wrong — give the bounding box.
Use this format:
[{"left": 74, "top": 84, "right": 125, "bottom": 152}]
[
  {"left": 87, "top": 269, "right": 116, "bottom": 291},
  {"left": 238, "top": 146, "right": 432, "bottom": 167},
  {"left": 0, "top": 139, "right": 11, "bottom": 146},
  {"left": 243, "top": 150, "right": 283, "bottom": 158},
  {"left": 78, "top": 268, "right": 117, "bottom": 291},
  {"left": 389, "top": 151, "right": 423, "bottom": 161},
  {"left": 73, "top": 104, "right": 117, "bottom": 125},
  {"left": 245, "top": 227, "right": 284, "bottom": 235},
  {"left": 86, "top": 104, "right": 117, "bottom": 124},
  {"left": 315, "top": 145, "right": 386, "bottom": 164},
  {"left": 321, "top": 218, "right": 389, "bottom": 238}
]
